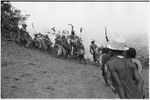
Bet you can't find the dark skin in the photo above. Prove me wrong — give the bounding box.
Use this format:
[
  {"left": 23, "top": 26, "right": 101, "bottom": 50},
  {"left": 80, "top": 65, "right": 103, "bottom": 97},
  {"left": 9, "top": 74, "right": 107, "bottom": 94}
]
[
  {"left": 101, "top": 50, "right": 112, "bottom": 86},
  {"left": 90, "top": 42, "right": 97, "bottom": 62},
  {"left": 108, "top": 62, "right": 125, "bottom": 98},
  {"left": 107, "top": 51, "right": 144, "bottom": 98},
  {"left": 90, "top": 42, "right": 97, "bottom": 54},
  {"left": 123, "top": 48, "right": 144, "bottom": 91}
]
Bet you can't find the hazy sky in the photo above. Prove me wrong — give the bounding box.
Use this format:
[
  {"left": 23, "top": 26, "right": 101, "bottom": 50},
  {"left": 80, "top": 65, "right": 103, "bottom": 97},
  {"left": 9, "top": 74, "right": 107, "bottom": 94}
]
[{"left": 11, "top": 2, "right": 149, "bottom": 58}]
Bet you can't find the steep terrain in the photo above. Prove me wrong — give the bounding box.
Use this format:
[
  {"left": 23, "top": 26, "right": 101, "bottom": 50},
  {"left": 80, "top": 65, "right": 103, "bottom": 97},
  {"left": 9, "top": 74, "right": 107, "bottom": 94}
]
[
  {"left": 1, "top": 40, "right": 149, "bottom": 98},
  {"left": 1, "top": 40, "right": 116, "bottom": 98}
]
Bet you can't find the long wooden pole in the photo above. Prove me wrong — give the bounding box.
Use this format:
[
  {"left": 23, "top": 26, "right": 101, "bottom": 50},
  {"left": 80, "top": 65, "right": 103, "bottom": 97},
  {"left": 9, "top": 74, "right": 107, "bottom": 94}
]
[
  {"left": 105, "top": 27, "right": 109, "bottom": 42},
  {"left": 32, "top": 23, "right": 36, "bottom": 34}
]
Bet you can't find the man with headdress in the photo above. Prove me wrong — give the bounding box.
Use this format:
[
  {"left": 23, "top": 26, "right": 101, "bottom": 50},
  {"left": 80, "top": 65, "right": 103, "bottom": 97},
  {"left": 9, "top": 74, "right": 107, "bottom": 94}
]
[
  {"left": 33, "top": 33, "right": 43, "bottom": 49},
  {"left": 55, "top": 34, "right": 61, "bottom": 45},
  {"left": 77, "top": 40, "right": 86, "bottom": 64},
  {"left": 69, "top": 31, "right": 79, "bottom": 57},
  {"left": 61, "top": 35, "right": 72, "bottom": 58},
  {"left": 44, "top": 34, "right": 53, "bottom": 51},
  {"left": 105, "top": 37, "right": 144, "bottom": 99},
  {"left": 70, "top": 30, "right": 76, "bottom": 40}
]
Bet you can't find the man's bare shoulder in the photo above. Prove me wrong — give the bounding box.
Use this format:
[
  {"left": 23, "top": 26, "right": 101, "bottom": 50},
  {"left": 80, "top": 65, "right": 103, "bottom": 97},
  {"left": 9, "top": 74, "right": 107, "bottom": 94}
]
[
  {"left": 108, "top": 58, "right": 136, "bottom": 70},
  {"left": 106, "top": 58, "right": 116, "bottom": 70},
  {"left": 107, "top": 57, "right": 117, "bottom": 64},
  {"left": 106, "top": 57, "right": 124, "bottom": 70}
]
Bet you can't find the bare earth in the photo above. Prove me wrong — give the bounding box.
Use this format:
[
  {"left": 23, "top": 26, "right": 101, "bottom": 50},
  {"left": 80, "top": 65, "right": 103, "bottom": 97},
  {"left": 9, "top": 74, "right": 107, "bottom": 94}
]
[{"left": 1, "top": 40, "right": 149, "bottom": 98}]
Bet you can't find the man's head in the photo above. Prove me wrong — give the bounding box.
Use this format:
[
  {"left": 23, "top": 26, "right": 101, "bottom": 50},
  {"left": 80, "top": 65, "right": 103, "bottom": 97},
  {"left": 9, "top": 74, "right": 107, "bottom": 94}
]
[
  {"left": 56, "top": 34, "right": 60, "bottom": 38},
  {"left": 125, "top": 47, "right": 136, "bottom": 58},
  {"left": 45, "top": 34, "right": 49, "bottom": 38},
  {"left": 102, "top": 47, "right": 110, "bottom": 54},
  {"left": 34, "top": 34, "right": 37, "bottom": 37},
  {"left": 91, "top": 40, "right": 95, "bottom": 44}
]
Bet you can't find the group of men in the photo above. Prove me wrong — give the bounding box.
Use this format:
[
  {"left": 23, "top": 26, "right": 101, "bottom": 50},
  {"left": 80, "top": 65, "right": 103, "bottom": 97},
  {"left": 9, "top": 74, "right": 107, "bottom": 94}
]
[
  {"left": 54, "top": 30, "right": 86, "bottom": 64},
  {"left": 16, "top": 23, "right": 86, "bottom": 64},
  {"left": 90, "top": 38, "right": 145, "bottom": 99},
  {"left": 33, "top": 33, "right": 53, "bottom": 52}
]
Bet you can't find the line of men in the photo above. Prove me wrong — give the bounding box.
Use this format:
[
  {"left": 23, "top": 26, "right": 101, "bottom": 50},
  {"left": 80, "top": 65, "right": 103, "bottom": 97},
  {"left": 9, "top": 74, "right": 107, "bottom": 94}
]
[
  {"left": 16, "top": 25, "right": 87, "bottom": 64},
  {"left": 90, "top": 38, "right": 145, "bottom": 98},
  {"left": 33, "top": 33, "right": 53, "bottom": 52},
  {"left": 53, "top": 30, "right": 86, "bottom": 64}
]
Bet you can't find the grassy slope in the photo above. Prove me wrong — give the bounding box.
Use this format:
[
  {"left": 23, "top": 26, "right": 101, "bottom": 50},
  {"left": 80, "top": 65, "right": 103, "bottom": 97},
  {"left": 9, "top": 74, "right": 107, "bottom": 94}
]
[
  {"left": 1, "top": 40, "right": 116, "bottom": 98},
  {"left": 1, "top": 40, "right": 148, "bottom": 98}
]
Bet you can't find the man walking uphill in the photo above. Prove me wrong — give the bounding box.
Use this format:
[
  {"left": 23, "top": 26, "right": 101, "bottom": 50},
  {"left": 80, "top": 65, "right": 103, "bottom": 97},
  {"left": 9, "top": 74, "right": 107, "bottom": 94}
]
[
  {"left": 105, "top": 38, "right": 144, "bottom": 99},
  {"left": 90, "top": 40, "right": 97, "bottom": 63}
]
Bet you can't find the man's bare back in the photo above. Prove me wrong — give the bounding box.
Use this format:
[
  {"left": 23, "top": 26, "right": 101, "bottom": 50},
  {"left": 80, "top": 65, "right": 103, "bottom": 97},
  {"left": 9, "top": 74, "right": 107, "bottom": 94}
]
[{"left": 106, "top": 56, "right": 144, "bottom": 98}]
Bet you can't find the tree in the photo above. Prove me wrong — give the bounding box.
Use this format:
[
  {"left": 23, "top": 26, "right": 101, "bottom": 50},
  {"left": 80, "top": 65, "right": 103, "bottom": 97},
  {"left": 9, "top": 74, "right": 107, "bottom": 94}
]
[{"left": 1, "top": 1, "right": 30, "bottom": 40}]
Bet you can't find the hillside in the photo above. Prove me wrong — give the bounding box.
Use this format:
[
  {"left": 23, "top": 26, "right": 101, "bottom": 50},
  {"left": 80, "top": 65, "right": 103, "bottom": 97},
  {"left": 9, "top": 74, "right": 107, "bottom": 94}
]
[
  {"left": 1, "top": 40, "right": 116, "bottom": 98},
  {"left": 1, "top": 40, "right": 149, "bottom": 98}
]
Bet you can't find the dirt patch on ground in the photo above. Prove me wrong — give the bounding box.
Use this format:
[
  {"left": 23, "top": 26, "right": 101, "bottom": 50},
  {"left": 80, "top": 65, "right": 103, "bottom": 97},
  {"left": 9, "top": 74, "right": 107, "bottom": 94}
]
[{"left": 1, "top": 40, "right": 149, "bottom": 98}]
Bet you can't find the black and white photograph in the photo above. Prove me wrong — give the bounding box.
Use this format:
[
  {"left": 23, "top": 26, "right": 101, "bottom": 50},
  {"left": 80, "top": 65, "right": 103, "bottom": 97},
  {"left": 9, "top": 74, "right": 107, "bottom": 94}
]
[{"left": 1, "top": 1, "right": 149, "bottom": 99}]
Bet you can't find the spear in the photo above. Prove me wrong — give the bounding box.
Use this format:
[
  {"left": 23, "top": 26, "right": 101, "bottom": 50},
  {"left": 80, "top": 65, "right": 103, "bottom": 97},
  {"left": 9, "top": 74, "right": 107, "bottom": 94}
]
[
  {"left": 105, "top": 27, "right": 109, "bottom": 42},
  {"left": 68, "top": 24, "right": 74, "bottom": 34},
  {"left": 68, "top": 24, "right": 73, "bottom": 29}
]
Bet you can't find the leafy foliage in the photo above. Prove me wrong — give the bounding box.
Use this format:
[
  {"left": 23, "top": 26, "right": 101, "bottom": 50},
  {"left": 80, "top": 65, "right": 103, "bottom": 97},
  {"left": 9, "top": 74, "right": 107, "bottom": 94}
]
[{"left": 1, "top": 1, "right": 30, "bottom": 40}]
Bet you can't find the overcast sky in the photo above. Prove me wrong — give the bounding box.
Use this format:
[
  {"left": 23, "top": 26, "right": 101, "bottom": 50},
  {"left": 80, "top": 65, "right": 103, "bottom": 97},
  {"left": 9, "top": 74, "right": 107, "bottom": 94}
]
[{"left": 11, "top": 2, "right": 149, "bottom": 58}]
